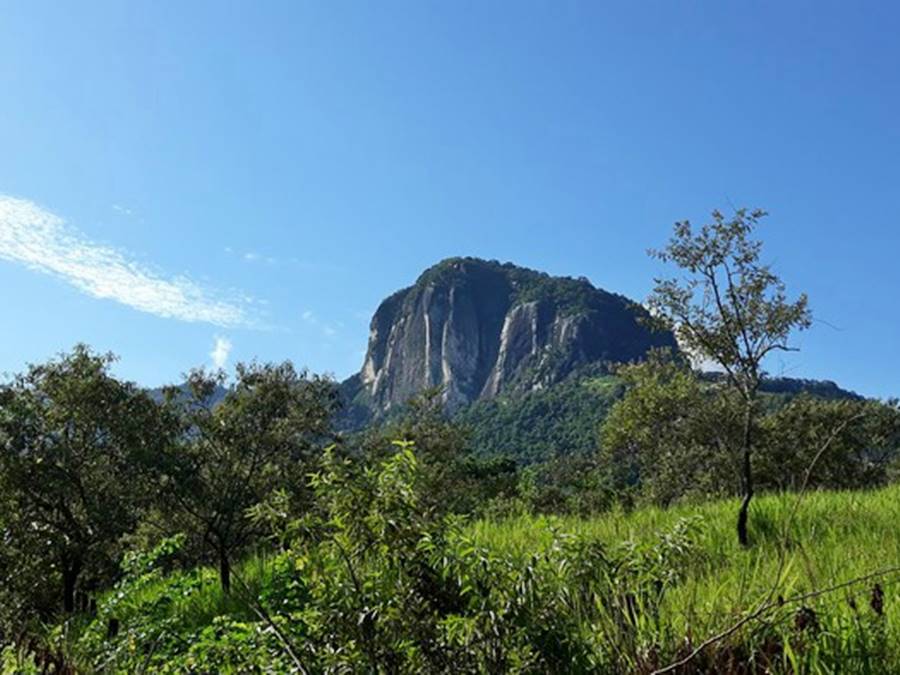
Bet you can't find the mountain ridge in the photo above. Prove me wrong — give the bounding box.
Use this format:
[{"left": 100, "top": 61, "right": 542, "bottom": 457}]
[{"left": 340, "top": 257, "right": 677, "bottom": 426}]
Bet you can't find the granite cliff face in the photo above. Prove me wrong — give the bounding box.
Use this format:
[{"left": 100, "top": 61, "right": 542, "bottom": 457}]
[{"left": 341, "top": 258, "right": 676, "bottom": 422}]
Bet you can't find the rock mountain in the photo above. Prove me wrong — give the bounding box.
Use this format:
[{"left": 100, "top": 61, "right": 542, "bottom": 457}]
[{"left": 340, "top": 257, "right": 676, "bottom": 424}]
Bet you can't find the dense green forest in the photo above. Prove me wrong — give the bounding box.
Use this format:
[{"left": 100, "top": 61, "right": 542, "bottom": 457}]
[{"left": 3, "top": 211, "right": 900, "bottom": 673}]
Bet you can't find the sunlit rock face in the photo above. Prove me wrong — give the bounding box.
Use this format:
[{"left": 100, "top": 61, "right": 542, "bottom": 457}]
[
  {"left": 351, "top": 257, "right": 676, "bottom": 416},
  {"left": 359, "top": 259, "right": 507, "bottom": 412}
]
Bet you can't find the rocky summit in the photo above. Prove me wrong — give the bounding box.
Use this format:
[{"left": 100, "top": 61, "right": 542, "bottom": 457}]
[{"left": 341, "top": 257, "right": 676, "bottom": 421}]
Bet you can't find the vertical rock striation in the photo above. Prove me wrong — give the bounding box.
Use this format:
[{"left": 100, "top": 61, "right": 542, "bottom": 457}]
[{"left": 346, "top": 257, "right": 676, "bottom": 420}]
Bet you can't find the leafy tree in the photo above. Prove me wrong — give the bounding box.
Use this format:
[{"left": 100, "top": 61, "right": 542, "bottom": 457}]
[
  {"left": 757, "top": 396, "right": 900, "bottom": 492},
  {"left": 0, "top": 345, "right": 167, "bottom": 617},
  {"left": 363, "top": 388, "right": 518, "bottom": 515},
  {"left": 157, "top": 361, "right": 337, "bottom": 591},
  {"left": 600, "top": 350, "right": 741, "bottom": 507},
  {"left": 648, "top": 208, "right": 811, "bottom": 545},
  {"left": 516, "top": 453, "right": 615, "bottom": 516},
  {"left": 393, "top": 388, "right": 476, "bottom": 511}
]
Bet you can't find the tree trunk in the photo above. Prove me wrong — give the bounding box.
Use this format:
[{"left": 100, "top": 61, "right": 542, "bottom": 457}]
[
  {"left": 62, "top": 555, "right": 82, "bottom": 614},
  {"left": 219, "top": 549, "right": 232, "bottom": 593},
  {"left": 736, "top": 401, "right": 754, "bottom": 547}
]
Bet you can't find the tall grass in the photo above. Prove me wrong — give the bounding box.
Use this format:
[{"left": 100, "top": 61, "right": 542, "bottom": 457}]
[
  {"left": 100, "top": 552, "right": 275, "bottom": 633},
  {"left": 44, "top": 552, "right": 279, "bottom": 673},
  {"left": 473, "top": 485, "right": 900, "bottom": 671}
]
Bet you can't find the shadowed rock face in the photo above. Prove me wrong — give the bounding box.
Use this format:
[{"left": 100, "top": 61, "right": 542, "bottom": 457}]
[{"left": 351, "top": 257, "right": 676, "bottom": 415}]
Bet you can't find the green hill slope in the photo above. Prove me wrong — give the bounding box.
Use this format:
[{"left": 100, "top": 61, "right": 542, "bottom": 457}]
[{"left": 455, "top": 368, "right": 861, "bottom": 464}]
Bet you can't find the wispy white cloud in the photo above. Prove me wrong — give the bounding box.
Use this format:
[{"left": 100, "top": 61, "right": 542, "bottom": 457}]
[
  {"left": 0, "top": 195, "right": 257, "bottom": 327},
  {"left": 301, "top": 309, "right": 338, "bottom": 339},
  {"left": 230, "top": 247, "right": 348, "bottom": 272},
  {"left": 225, "top": 248, "right": 344, "bottom": 273},
  {"left": 210, "top": 335, "right": 233, "bottom": 369},
  {"left": 111, "top": 204, "right": 133, "bottom": 216},
  {"left": 246, "top": 252, "right": 277, "bottom": 265},
  {"left": 224, "top": 248, "right": 278, "bottom": 266}
]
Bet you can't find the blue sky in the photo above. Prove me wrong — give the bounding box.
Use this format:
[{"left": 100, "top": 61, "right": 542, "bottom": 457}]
[{"left": 0, "top": 1, "right": 898, "bottom": 397}]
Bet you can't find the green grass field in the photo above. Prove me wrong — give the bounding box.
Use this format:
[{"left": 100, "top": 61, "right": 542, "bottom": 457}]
[
  {"left": 36, "top": 485, "right": 900, "bottom": 674},
  {"left": 473, "top": 486, "right": 900, "bottom": 672}
]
